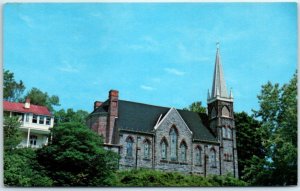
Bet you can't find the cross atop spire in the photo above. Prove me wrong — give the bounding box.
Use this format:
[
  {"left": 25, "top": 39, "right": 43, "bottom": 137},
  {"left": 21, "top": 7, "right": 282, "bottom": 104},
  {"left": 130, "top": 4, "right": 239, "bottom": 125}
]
[
  {"left": 216, "top": 41, "right": 220, "bottom": 49},
  {"left": 209, "top": 44, "right": 230, "bottom": 100}
]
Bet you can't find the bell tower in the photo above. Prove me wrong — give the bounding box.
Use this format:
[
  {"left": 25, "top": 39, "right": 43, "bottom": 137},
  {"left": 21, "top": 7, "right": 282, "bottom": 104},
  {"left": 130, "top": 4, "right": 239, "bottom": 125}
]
[{"left": 207, "top": 43, "right": 238, "bottom": 178}]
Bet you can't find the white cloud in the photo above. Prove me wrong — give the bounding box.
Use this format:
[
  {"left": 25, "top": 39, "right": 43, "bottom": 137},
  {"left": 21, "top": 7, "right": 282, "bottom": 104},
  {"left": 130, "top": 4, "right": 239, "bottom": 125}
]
[
  {"left": 58, "top": 62, "right": 79, "bottom": 73},
  {"left": 19, "top": 14, "right": 34, "bottom": 28},
  {"left": 140, "top": 85, "right": 154, "bottom": 91},
  {"left": 164, "top": 68, "right": 185, "bottom": 76}
]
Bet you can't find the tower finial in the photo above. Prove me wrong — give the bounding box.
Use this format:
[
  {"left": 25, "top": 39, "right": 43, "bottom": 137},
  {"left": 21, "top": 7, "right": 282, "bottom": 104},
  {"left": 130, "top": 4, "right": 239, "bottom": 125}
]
[{"left": 216, "top": 41, "right": 220, "bottom": 50}]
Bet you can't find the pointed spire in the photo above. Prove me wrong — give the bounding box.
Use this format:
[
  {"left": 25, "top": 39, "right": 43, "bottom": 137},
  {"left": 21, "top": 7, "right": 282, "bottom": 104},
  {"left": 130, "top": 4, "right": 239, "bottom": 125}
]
[
  {"left": 207, "top": 89, "right": 210, "bottom": 100},
  {"left": 210, "top": 43, "right": 229, "bottom": 99}
]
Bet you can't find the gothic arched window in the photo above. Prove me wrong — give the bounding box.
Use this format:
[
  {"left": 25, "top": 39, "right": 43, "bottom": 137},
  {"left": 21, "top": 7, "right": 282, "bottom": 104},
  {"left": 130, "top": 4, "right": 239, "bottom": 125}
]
[
  {"left": 227, "top": 127, "right": 232, "bottom": 139},
  {"left": 180, "top": 141, "right": 187, "bottom": 162},
  {"left": 195, "top": 146, "right": 202, "bottom": 165},
  {"left": 210, "top": 148, "right": 217, "bottom": 167},
  {"left": 211, "top": 107, "right": 217, "bottom": 118},
  {"left": 170, "top": 127, "right": 178, "bottom": 161},
  {"left": 222, "top": 127, "right": 227, "bottom": 138},
  {"left": 161, "top": 138, "right": 168, "bottom": 160},
  {"left": 144, "top": 139, "right": 151, "bottom": 159},
  {"left": 222, "top": 106, "right": 230, "bottom": 117},
  {"left": 126, "top": 136, "right": 134, "bottom": 157}
]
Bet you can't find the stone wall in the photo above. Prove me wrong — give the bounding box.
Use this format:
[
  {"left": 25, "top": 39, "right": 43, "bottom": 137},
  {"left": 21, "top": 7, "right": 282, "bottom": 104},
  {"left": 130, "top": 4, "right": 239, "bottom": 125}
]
[
  {"left": 154, "top": 108, "right": 193, "bottom": 173},
  {"left": 118, "top": 132, "right": 154, "bottom": 170}
]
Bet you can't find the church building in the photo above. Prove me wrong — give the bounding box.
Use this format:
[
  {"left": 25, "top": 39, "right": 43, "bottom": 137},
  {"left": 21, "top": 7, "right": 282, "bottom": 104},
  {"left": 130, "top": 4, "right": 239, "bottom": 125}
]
[{"left": 87, "top": 47, "right": 238, "bottom": 177}]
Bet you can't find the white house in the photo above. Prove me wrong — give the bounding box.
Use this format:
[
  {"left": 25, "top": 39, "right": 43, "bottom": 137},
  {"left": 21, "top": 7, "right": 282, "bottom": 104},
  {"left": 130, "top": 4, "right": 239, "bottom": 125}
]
[{"left": 3, "top": 98, "right": 54, "bottom": 148}]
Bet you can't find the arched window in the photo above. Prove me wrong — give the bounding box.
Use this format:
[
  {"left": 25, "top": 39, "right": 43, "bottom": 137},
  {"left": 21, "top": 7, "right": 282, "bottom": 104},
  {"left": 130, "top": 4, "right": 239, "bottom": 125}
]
[
  {"left": 161, "top": 138, "right": 168, "bottom": 160},
  {"left": 211, "top": 107, "right": 217, "bottom": 118},
  {"left": 222, "top": 106, "right": 230, "bottom": 117},
  {"left": 180, "top": 141, "right": 187, "bottom": 162},
  {"left": 170, "top": 127, "right": 178, "bottom": 161},
  {"left": 126, "top": 136, "right": 134, "bottom": 157},
  {"left": 195, "top": 146, "right": 202, "bottom": 165},
  {"left": 210, "top": 149, "right": 217, "bottom": 167},
  {"left": 227, "top": 127, "right": 232, "bottom": 139},
  {"left": 144, "top": 139, "right": 151, "bottom": 159},
  {"left": 222, "top": 127, "right": 227, "bottom": 138}
]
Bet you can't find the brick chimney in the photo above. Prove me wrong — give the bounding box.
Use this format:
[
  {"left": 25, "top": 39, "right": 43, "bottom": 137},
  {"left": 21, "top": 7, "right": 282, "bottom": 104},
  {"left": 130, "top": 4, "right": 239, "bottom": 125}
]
[
  {"left": 106, "top": 90, "right": 119, "bottom": 144},
  {"left": 24, "top": 98, "right": 30, "bottom": 109},
  {"left": 94, "top": 101, "right": 103, "bottom": 110}
]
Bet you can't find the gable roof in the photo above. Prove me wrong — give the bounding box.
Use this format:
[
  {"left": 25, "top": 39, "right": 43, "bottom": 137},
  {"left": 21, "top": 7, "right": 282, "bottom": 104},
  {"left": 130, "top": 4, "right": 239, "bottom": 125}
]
[
  {"left": 3, "top": 101, "right": 52, "bottom": 116},
  {"left": 93, "top": 100, "right": 217, "bottom": 142}
]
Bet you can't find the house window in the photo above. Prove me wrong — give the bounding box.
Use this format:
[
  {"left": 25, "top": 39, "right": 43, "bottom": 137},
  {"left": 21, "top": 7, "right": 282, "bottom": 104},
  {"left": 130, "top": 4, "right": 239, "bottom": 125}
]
[
  {"left": 39, "top": 116, "right": 45, "bottom": 124},
  {"left": 46, "top": 117, "right": 51, "bottom": 125},
  {"left": 180, "top": 142, "right": 187, "bottom": 162},
  {"left": 32, "top": 115, "right": 37, "bottom": 123},
  {"left": 144, "top": 140, "right": 150, "bottom": 159},
  {"left": 195, "top": 147, "right": 202, "bottom": 165},
  {"left": 30, "top": 135, "right": 37, "bottom": 146},
  {"left": 25, "top": 113, "right": 29, "bottom": 122},
  {"left": 211, "top": 149, "right": 217, "bottom": 167},
  {"left": 126, "top": 137, "right": 133, "bottom": 157},
  {"left": 161, "top": 140, "right": 167, "bottom": 160},
  {"left": 170, "top": 127, "right": 178, "bottom": 161}
]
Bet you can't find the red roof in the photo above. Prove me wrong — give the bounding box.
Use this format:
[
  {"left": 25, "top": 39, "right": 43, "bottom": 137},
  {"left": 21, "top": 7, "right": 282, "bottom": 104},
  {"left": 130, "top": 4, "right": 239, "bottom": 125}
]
[{"left": 3, "top": 101, "right": 52, "bottom": 116}]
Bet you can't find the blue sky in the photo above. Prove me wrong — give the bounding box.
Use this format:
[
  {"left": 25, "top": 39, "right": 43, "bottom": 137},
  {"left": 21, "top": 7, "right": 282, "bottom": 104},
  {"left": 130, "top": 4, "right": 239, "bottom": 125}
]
[{"left": 4, "top": 3, "right": 298, "bottom": 113}]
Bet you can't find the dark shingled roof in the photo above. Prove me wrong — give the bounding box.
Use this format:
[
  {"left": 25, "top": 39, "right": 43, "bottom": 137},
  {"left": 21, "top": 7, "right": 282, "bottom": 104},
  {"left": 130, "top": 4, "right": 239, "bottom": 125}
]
[
  {"left": 92, "top": 100, "right": 217, "bottom": 142},
  {"left": 116, "top": 100, "right": 217, "bottom": 141}
]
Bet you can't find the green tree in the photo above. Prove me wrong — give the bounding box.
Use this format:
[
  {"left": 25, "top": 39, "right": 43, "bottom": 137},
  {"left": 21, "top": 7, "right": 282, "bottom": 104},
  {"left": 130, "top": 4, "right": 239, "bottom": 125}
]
[
  {"left": 23, "top": 87, "right": 60, "bottom": 112},
  {"left": 37, "top": 122, "right": 119, "bottom": 186},
  {"left": 3, "top": 69, "right": 25, "bottom": 102},
  {"left": 246, "top": 71, "right": 297, "bottom": 185},
  {"left": 234, "top": 112, "right": 265, "bottom": 182},
  {"left": 4, "top": 148, "right": 53, "bottom": 187},
  {"left": 3, "top": 116, "right": 22, "bottom": 151},
  {"left": 183, "top": 101, "right": 206, "bottom": 113},
  {"left": 54, "top": 108, "right": 89, "bottom": 126}
]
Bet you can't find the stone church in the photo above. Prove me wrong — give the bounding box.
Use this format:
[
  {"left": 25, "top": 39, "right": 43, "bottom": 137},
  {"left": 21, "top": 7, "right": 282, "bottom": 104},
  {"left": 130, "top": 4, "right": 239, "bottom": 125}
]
[{"left": 87, "top": 47, "right": 238, "bottom": 178}]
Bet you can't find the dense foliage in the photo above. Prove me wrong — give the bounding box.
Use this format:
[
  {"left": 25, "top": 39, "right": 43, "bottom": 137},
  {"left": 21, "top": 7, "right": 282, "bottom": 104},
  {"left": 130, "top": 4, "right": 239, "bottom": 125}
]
[
  {"left": 243, "top": 71, "right": 297, "bottom": 185},
  {"left": 234, "top": 112, "right": 265, "bottom": 181},
  {"left": 22, "top": 87, "right": 60, "bottom": 112},
  {"left": 183, "top": 101, "right": 206, "bottom": 113},
  {"left": 37, "top": 122, "right": 119, "bottom": 186},
  {"left": 54, "top": 108, "right": 89, "bottom": 126},
  {"left": 3, "top": 69, "right": 26, "bottom": 102},
  {"left": 3, "top": 116, "right": 22, "bottom": 151},
  {"left": 4, "top": 149, "right": 53, "bottom": 187},
  {"left": 112, "top": 169, "right": 247, "bottom": 186}
]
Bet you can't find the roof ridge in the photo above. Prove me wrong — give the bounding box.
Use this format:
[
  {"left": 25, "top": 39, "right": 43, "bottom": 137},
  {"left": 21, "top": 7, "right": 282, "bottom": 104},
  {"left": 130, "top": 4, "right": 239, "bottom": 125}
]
[
  {"left": 3, "top": 100, "right": 49, "bottom": 108},
  {"left": 119, "top": 99, "right": 171, "bottom": 109}
]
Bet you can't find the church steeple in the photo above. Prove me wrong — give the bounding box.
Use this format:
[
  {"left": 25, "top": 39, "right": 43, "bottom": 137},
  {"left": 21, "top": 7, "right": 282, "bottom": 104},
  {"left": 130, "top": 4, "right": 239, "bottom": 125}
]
[
  {"left": 208, "top": 43, "right": 232, "bottom": 102},
  {"left": 207, "top": 44, "right": 237, "bottom": 178}
]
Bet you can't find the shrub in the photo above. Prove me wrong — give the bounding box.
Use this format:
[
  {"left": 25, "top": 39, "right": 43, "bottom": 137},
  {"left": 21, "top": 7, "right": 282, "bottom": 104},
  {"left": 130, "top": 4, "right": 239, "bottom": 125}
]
[{"left": 112, "top": 169, "right": 247, "bottom": 187}]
